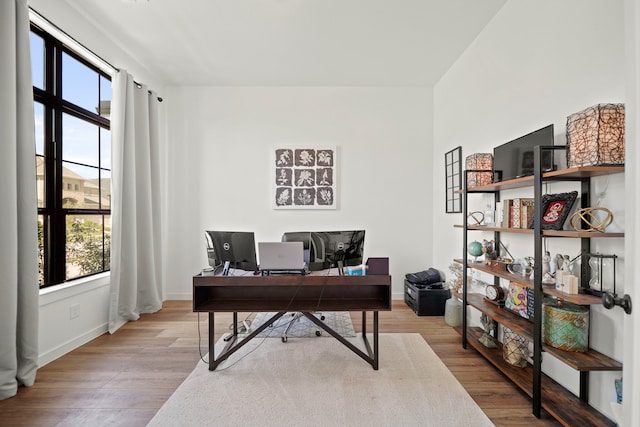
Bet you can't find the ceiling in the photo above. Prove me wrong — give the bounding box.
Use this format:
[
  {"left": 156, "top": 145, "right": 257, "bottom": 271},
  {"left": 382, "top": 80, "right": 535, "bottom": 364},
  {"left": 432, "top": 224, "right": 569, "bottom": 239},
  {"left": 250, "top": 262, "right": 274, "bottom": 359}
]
[{"left": 63, "top": 0, "right": 506, "bottom": 87}]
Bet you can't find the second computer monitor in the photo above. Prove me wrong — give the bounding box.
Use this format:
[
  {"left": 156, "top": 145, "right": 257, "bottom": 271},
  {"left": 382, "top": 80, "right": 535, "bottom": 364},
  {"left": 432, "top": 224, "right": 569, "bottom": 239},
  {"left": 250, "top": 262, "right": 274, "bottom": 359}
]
[
  {"left": 311, "top": 230, "right": 365, "bottom": 269},
  {"left": 281, "top": 230, "right": 365, "bottom": 271},
  {"left": 205, "top": 230, "right": 258, "bottom": 272}
]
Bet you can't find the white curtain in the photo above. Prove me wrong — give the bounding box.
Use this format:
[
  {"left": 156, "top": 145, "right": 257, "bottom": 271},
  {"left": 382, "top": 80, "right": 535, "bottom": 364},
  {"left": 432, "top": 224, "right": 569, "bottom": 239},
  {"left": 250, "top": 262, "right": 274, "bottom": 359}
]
[
  {"left": 109, "top": 70, "right": 163, "bottom": 333},
  {"left": 0, "top": 0, "right": 40, "bottom": 400}
]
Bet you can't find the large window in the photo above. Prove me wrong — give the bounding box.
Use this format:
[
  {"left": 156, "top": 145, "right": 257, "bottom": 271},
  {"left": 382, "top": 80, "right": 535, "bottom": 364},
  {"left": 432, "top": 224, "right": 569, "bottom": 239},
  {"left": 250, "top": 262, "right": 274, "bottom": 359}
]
[{"left": 31, "top": 24, "right": 112, "bottom": 288}]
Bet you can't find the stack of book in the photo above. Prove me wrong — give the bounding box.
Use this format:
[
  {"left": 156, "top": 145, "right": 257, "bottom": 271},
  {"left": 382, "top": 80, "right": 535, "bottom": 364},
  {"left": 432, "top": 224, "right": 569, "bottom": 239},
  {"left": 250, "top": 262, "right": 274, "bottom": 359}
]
[{"left": 496, "top": 198, "right": 535, "bottom": 228}]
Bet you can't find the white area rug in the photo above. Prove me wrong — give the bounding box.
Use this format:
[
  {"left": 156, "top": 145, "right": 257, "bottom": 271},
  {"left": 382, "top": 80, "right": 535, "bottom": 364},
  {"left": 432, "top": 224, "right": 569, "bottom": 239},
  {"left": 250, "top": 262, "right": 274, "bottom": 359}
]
[
  {"left": 148, "top": 333, "right": 494, "bottom": 427},
  {"left": 250, "top": 311, "right": 356, "bottom": 338}
]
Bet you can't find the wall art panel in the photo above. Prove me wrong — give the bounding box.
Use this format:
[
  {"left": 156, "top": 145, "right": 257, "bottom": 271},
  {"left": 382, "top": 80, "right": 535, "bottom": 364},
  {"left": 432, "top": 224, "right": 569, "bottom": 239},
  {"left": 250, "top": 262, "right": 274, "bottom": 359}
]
[{"left": 273, "top": 146, "right": 337, "bottom": 209}]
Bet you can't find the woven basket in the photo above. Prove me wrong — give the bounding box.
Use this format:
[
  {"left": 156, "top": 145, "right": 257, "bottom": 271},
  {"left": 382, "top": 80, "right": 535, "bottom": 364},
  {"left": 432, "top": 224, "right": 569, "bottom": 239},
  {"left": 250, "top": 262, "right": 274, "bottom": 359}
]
[{"left": 566, "top": 103, "right": 625, "bottom": 168}]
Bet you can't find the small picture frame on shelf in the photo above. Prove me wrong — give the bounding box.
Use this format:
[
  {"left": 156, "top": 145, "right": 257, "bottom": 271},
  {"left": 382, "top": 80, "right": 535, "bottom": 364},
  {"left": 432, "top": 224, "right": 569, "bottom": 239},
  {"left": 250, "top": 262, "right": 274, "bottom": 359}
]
[{"left": 529, "top": 191, "right": 578, "bottom": 230}]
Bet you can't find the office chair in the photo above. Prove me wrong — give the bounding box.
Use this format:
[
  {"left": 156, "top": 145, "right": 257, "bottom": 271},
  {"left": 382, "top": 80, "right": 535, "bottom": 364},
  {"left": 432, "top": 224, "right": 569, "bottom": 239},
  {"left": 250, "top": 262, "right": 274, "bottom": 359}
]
[{"left": 280, "top": 232, "right": 325, "bottom": 342}]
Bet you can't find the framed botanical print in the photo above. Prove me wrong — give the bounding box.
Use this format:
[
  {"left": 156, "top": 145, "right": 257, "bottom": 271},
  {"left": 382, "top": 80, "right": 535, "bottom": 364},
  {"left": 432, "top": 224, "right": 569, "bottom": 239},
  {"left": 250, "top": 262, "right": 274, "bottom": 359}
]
[
  {"left": 273, "top": 146, "right": 337, "bottom": 209},
  {"left": 445, "top": 146, "right": 462, "bottom": 213}
]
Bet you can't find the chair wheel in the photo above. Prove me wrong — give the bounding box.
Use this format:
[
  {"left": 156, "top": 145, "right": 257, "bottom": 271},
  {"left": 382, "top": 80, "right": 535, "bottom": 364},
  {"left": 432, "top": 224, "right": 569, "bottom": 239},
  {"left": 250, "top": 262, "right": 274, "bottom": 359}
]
[
  {"left": 315, "top": 331, "right": 321, "bottom": 336},
  {"left": 282, "top": 337, "right": 288, "bottom": 343},
  {"left": 320, "top": 316, "right": 326, "bottom": 320}
]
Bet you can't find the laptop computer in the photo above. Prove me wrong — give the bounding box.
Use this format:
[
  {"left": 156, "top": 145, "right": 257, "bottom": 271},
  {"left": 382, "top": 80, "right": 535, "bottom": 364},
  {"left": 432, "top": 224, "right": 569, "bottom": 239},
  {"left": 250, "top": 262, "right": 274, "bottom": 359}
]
[{"left": 258, "top": 241, "right": 307, "bottom": 274}]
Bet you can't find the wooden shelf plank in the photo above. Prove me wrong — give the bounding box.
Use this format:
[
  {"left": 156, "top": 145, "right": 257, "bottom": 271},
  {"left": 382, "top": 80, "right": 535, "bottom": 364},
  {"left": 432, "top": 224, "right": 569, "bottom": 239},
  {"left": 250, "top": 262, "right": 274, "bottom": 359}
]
[
  {"left": 453, "top": 225, "right": 623, "bottom": 238},
  {"left": 462, "top": 292, "right": 534, "bottom": 340},
  {"left": 458, "top": 293, "right": 622, "bottom": 371},
  {"left": 454, "top": 259, "right": 605, "bottom": 305},
  {"left": 544, "top": 345, "right": 623, "bottom": 372},
  {"left": 455, "top": 327, "right": 616, "bottom": 427},
  {"left": 461, "top": 165, "right": 624, "bottom": 193},
  {"left": 455, "top": 258, "right": 534, "bottom": 287},
  {"left": 542, "top": 230, "right": 624, "bottom": 238},
  {"left": 543, "top": 165, "right": 624, "bottom": 180},
  {"left": 541, "top": 287, "right": 603, "bottom": 305}
]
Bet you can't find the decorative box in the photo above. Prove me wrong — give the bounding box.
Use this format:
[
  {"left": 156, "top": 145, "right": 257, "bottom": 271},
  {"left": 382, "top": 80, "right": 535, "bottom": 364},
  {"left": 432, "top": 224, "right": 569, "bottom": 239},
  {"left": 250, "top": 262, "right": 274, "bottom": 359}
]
[
  {"left": 543, "top": 299, "right": 589, "bottom": 352},
  {"left": 504, "top": 281, "right": 535, "bottom": 321},
  {"left": 465, "top": 153, "right": 493, "bottom": 187},
  {"left": 566, "top": 103, "right": 625, "bottom": 168}
]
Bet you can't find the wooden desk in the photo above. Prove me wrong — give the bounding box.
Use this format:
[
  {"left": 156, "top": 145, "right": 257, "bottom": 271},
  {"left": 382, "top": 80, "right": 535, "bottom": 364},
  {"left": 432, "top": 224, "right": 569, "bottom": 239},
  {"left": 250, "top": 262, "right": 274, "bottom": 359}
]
[{"left": 193, "top": 271, "right": 392, "bottom": 370}]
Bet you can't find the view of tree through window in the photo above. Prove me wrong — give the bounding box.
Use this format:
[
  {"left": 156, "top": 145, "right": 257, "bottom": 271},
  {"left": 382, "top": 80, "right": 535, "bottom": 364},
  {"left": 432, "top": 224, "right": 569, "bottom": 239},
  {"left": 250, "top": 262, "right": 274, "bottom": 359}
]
[{"left": 31, "top": 24, "right": 112, "bottom": 287}]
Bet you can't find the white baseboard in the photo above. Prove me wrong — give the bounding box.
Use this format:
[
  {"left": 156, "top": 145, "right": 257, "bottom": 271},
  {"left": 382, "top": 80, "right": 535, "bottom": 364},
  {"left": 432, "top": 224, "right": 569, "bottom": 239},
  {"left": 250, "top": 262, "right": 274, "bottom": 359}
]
[
  {"left": 38, "top": 323, "right": 108, "bottom": 367},
  {"left": 164, "top": 292, "right": 193, "bottom": 300}
]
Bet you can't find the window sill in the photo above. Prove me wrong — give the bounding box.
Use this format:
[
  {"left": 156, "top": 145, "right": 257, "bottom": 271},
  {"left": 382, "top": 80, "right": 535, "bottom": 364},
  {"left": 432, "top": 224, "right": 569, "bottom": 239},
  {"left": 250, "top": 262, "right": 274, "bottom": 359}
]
[{"left": 39, "top": 272, "right": 111, "bottom": 307}]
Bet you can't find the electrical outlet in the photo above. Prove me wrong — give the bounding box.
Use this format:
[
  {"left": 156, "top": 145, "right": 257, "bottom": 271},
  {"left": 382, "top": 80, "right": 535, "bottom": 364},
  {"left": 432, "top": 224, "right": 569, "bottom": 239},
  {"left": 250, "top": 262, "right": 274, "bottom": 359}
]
[{"left": 69, "top": 304, "right": 80, "bottom": 320}]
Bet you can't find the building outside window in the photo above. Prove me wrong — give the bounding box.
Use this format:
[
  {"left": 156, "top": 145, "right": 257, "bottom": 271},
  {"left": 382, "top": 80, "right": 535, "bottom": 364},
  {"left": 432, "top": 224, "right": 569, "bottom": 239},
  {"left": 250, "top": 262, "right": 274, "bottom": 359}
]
[{"left": 31, "top": 24, "right": 112, "bottom": 288}]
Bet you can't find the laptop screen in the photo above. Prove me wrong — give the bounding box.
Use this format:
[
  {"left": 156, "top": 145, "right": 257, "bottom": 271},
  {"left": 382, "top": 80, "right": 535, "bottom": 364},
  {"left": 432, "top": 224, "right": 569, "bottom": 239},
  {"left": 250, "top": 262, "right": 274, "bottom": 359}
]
[{"left": 258, "top": 242, "right": 306, "bottom": 271}]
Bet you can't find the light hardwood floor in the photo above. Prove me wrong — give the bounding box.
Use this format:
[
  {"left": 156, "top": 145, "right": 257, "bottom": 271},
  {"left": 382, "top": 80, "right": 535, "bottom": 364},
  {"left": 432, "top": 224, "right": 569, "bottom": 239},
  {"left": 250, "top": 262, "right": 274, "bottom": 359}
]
[{"left": 0, "top": 300, "right": 560, "bottom": 426}]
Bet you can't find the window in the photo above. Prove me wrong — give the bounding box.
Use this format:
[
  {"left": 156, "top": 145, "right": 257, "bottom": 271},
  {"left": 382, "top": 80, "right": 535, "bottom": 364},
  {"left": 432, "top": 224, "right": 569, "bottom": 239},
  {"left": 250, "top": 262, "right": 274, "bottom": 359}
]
[{"left": 31, "top": 24, "right": 112, "bottom": 288}]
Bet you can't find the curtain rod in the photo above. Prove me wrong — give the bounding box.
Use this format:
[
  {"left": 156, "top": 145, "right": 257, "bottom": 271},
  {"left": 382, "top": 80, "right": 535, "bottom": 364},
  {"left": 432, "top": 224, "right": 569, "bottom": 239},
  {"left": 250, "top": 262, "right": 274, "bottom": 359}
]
[{"left": 29, "top": 7, "right": 163, "bottom": 102}]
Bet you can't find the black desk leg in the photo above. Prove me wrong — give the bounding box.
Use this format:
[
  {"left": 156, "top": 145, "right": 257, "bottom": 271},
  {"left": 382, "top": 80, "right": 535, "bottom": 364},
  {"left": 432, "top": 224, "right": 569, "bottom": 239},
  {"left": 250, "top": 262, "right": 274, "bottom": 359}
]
[
  {"left": 373, "top": 311, "right": 379, "bottom": 370},
  {"left": 208, "top": 312, "right": 215, "bottom": 371},
  {"left": 361, "top": 311, "right": 367, "bottom": 336}
]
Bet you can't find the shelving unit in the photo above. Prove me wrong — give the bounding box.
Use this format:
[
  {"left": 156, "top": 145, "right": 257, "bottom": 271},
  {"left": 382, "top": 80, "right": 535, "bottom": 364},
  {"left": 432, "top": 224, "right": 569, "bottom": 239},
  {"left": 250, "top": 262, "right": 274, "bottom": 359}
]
[{"left": 456, "top": 151, "right": 623, "bottom": 426}]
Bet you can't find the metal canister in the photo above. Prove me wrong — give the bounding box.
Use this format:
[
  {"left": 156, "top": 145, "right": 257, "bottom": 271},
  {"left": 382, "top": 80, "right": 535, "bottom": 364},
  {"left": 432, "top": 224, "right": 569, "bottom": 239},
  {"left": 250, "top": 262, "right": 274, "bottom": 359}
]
[{"left": 543, "top": 299, "right": 589, "bottom": 352}]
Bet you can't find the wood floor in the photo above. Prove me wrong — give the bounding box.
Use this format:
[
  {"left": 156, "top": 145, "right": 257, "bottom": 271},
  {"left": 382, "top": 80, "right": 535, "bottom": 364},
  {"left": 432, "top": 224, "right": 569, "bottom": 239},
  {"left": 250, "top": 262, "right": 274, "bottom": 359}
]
[{"left": 0, "top": 300, "right": 561, "bottom": 427}]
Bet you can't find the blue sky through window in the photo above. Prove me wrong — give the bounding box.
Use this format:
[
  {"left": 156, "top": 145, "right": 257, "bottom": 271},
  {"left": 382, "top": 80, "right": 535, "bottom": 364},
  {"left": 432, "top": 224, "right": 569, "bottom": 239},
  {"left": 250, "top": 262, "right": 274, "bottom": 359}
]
[{"left": 30, "top": 31, "right": 111, "bottom": 179}]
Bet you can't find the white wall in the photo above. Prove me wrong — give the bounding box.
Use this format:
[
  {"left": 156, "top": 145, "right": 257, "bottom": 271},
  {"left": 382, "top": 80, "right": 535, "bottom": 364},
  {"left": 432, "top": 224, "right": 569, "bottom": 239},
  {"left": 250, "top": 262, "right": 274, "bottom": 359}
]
[
  {"left": 164, "top": 86, "right": 433, "bottom": 300},
  {"left": 433, "top": 0, "right": 625, "bottom": 420},
  {"left": 623, "top": 1, "right": 639, "bottom": 424}
]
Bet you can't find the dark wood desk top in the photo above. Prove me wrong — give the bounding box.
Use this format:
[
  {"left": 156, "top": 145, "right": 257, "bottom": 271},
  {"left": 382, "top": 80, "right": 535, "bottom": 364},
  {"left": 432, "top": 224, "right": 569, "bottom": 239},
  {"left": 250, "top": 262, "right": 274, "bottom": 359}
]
[
  {"left": 194, "top": 270, "right": 391, "bottom": 285},
  {"left": 193, "top": 270, "right": 392, "bottom": 312}
]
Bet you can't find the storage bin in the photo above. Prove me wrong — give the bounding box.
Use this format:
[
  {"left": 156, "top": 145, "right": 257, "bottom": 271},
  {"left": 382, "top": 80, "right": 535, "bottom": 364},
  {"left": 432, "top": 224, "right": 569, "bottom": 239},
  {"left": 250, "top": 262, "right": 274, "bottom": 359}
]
[
  {"left": 566, "top": 103, "right": 625, "bottom": 168},
  {"left": 543, "top": 299, "right": 589, "bottom": 353},
  {"left": 465, "top": 153, "right": 493, "bottom": 187}
]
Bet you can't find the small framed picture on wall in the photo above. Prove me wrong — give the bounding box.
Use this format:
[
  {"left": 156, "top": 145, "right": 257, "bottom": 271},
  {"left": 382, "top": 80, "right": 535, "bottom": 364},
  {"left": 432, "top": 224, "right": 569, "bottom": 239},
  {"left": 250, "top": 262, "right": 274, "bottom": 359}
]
[{"left": 445, "top": 146, "right": 462, "bottom": 213}]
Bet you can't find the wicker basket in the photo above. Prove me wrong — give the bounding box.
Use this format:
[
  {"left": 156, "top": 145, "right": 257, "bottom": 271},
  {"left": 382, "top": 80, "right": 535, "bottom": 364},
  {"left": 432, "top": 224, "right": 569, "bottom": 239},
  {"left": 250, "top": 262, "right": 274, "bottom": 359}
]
[{"left": 566, "top": 103, "right": 625, "bottom": 168}]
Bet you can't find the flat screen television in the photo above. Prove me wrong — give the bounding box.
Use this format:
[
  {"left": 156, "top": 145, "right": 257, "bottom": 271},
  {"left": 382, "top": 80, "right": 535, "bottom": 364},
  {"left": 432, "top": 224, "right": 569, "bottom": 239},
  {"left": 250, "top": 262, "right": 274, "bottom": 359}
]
[
  {"left": 310, "top": 230, "right": 365, "bottom": 270},
  {"left": 492, "top": 124, "right": 555, "bottom": 182},
  {"left": 205, "top": 230, "right": 258, "bottom": 273}
]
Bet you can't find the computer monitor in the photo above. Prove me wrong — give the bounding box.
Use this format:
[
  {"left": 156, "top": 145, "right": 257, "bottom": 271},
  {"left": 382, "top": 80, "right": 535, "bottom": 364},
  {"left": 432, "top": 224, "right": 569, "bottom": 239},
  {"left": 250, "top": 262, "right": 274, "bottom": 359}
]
[
  {"left": 310, "top": 230, "right": 365, "bottom": 269},
  {"left": 204, "top": 231, "right": 258, "bottom": 273},
  {"left": 204, "top": 231, "right": 217, "bottom": 268}
]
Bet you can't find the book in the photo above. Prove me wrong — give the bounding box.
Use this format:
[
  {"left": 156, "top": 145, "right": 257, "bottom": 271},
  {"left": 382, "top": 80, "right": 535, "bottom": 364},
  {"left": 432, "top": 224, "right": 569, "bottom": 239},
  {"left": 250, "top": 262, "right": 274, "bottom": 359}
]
[
  {"left": 520, "top": 198, "right": 535, "bottom": 229},
  {"left": 495, "top": 201, "right": 503, "bottom": 227},
  {"left": 510, "top": 198, "right": 522, "bottom": 228},
  {"left": 501, "top": 199, "right": 512, "bottom": 228}
]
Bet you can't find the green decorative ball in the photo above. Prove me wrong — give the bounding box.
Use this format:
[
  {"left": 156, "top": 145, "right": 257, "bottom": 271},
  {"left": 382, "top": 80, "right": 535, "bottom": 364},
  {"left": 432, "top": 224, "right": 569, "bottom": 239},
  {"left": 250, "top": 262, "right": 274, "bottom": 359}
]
[{"left": 468, "top": 241, "right": 483, "bottom": 257}]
